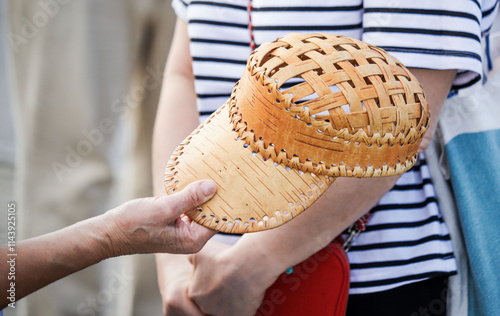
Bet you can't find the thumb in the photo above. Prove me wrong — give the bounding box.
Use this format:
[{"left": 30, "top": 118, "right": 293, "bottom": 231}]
[{"left": 167, "top": 180, "right": 217, "bottom": 217}]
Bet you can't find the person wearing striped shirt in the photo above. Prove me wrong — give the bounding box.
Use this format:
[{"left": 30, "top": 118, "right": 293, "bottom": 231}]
[{"left": 152, "top": 1, "right": 498, "bottom": 315}]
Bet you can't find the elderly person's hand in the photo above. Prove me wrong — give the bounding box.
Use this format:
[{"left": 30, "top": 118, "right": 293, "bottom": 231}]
[
  {"left": 0, "top": 179, "right": 217, "bottom": 310},
  {"left": 102, "top": 179, "right": 217, "bottom": 256}
]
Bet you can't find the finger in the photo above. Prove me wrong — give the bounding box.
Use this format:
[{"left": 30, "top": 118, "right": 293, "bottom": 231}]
[
  {"left": 172, "top": 222, "right": 216, "bottom": 254},
  {"left": 166, "top": 300, "right": 206, "bottom": 316},
  {"left": 182, "top": 286, "right": 208, "bottom": 316},
  {"left": 163, "top": 281, "right": 207, "bottom": 316},
  {"left": 180, "top": 214, "right": 191, "bottom": 224},
  {"left": 189, "top": 222, "right": 217, "bottom": 248},
  {"left": 188, "top": 253, "right": 196, "bottom": 266},
  {"left": 167, "top": 180, "right": 217, "bottom": 217},
  {"left": 186, "top": 286, "right": 211, "bottom": 316}
]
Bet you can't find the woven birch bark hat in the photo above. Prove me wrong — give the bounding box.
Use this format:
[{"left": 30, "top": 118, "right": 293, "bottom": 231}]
[{"left": 165, "top": 33, "right": 429, "bottom": 234}]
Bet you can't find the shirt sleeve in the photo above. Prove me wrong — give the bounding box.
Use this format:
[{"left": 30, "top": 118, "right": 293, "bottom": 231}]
[
  {"left": 172, "top": 0, "right": 190, "bottom": 22},
  {"left": 362, "top": 0, "right": 499, "bottom": 93}
]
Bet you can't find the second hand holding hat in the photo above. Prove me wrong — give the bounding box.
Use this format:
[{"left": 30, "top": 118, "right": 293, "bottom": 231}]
[{"left": 165, "top": 33, "right": 429, "bottom": 234}]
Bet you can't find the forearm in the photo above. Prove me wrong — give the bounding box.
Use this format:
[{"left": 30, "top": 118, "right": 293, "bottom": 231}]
[
  {"left": 0, "top": 215, "right": 111, "bottom": 308},
  {"left": 152, "top": 18, "right": 198, "bottom": 196},
  {"left": 152, "top": 72, "right": 198, "bottom": 195},
  {"left": 152, "top": 18, "right": 199, "bottom": 275},
  {"left": 232, "top": 176, "right": 399, "bottom": 277}
]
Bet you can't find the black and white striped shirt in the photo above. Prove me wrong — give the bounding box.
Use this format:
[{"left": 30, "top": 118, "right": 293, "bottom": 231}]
[{"left": 172, "top": 0, "right": 498, "bottom": 294}]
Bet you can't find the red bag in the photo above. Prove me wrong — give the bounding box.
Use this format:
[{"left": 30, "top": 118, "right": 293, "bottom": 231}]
[{"left": 255, "top": 237, "right": 349, "bottom": 316}]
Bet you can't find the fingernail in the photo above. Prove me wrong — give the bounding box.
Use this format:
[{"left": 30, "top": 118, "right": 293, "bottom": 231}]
[{"left": 201, "top": 180, "right": 217, "bottom": 196}]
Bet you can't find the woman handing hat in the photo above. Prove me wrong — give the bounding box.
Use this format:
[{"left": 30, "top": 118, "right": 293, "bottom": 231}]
[{"left": 0, "top": 179, "right": 217, "bottom": 310}]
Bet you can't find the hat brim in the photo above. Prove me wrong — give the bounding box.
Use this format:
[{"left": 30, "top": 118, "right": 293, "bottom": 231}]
[{"left": 165, "top": 102, "right": 335, "bottom": 234}]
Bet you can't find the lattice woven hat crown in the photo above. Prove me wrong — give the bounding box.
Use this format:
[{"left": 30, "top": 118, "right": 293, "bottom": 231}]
[{"left": 165, "top": 33, "right": 430, "bottom": 233}]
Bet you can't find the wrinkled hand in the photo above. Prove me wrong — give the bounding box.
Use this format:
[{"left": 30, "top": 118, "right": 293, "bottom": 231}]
[
  {"left": 188, "top": 241, "right": 277, "bottom": 316},
  {"left": 102, "top": 180, "right": 217, "bottom": 257}
]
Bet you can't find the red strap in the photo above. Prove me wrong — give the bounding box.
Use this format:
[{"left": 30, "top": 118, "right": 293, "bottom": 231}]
[{"left": 247, "top": 0, "right": 256, "bottom": 50}]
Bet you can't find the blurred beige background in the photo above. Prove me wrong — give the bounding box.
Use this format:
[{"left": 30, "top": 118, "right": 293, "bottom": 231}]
[{"left": 1, "top": 0, "right": 175, "bottom": 315}]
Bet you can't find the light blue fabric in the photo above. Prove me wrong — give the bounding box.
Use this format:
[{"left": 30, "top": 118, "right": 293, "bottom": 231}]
[
  {"left": 426, "top": 140, "right": 469, "bottom": 316},
  {"left": 446, "top": 129, "right": 500, "bottom": 316}
]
